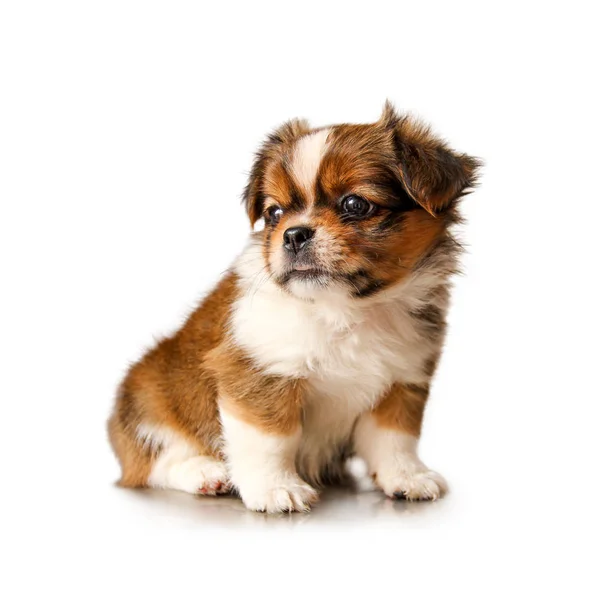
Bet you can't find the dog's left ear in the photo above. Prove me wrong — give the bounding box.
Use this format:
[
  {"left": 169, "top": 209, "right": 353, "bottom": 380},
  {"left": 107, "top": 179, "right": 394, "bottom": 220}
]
[
  {"left": 380, "top": 101, "right": 481, "bottom": 215},
  {"left": 243, "top": 118, "right": 311, "bottom": 227}
]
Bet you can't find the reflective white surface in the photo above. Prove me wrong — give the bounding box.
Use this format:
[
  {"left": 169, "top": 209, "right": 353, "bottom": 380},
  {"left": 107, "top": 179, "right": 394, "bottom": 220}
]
[{"left": 114, "top": 480, "right": 448, "bottom": 530}]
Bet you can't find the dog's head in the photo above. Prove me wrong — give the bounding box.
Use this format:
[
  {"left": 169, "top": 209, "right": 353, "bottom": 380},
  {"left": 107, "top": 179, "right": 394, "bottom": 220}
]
[{"left": 243, "top": 102, "right": 480, "bottom": 300}]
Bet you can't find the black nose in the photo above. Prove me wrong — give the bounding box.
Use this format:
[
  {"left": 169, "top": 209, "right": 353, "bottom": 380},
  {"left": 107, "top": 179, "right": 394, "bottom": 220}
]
[{"left": 283, "top": 226, "right": 314, "bottom": 254}]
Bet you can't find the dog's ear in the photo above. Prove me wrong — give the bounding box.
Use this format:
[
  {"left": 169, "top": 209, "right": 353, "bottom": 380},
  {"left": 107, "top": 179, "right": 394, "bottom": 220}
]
[
  {"left": 379, "top": 101, "right": 481, "bottom": 215},
  {"left": 243, "top": 118, "right": 311, "bottom": 226}
]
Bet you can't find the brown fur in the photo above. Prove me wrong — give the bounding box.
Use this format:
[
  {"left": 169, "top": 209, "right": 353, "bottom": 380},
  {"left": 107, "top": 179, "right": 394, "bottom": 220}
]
[
  {"left": 108, "top": 273, "right": 239, "bottom": 486},
  {"left": 244, "top": 119, "right": 312, "bottom": 226},
  {"left": 372, "top": 383, "right": 430, "bottom": 437},
  {"left": 205, "top": 343, "right": 304, "bottom": 435}
]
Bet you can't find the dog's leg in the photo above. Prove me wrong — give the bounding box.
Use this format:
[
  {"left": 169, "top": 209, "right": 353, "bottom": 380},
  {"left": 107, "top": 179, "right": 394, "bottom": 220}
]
[
  {"left": 142, "top": 428, "right": 230, "bottom": 495},
  {"left": 219, "top": 406, "right": 317, "bottom": 512},
  {"left": 111, "top": 417, "right": 230, "bottom": 495},
  {"left": 205, "top": 340, "right": 319, "bottom": 513},
  {"left": 354, "top": 382, "right": 447, "bottom": 500},
  {"left": 109, "top": 385, "right": 229, "bottom": 495}
]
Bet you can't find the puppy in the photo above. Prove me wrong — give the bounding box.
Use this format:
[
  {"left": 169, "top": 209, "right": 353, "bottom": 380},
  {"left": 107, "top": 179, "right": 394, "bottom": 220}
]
[{"left": 108, "top": 102, "right": 480, "bottom": 512}]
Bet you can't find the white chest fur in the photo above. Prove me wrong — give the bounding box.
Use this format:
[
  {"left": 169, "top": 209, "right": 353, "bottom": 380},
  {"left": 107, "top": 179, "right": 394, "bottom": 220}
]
[{"left": 230, "top": 242, "right": 447, "bottom": 480}]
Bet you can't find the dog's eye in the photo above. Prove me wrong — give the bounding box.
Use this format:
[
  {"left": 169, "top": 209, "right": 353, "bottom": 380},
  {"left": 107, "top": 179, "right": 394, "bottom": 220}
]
[
  {"left": 266, "top": 206, "right": 284, "bottom": 225},
  {"left": 341, "top": 195, "right": 373, "bottom": 218}
]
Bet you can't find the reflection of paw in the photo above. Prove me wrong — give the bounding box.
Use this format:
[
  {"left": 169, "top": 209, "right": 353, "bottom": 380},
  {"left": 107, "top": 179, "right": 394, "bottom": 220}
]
[
  {"left": 239, "top": 475, "right": 319, "bottom": 513},
  {"left": 377, "top": 469, "right": 447, "bottom": 501}
]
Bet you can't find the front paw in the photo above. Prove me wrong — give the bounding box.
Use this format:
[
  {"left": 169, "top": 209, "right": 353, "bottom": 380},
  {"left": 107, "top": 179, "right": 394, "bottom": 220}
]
[
  {"left": 238, "top": 474, "right": 319, "bottom": 513},
  {"left": 377, "top": 468, "right": 448, "bottom": 501}
]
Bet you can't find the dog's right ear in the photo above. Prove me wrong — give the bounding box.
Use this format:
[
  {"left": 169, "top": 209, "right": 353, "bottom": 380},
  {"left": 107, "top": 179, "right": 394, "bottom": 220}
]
[{"left": 243, "top": 119, "right": 311, "bottom": 227}]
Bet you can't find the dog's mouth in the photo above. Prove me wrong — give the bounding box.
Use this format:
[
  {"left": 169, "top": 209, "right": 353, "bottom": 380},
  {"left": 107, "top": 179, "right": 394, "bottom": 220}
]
[
  {"left": 293, "top": 265, "right": 330, "bottom": 275},
  {"left": 279, "top": 264, "right": 333, "bottom": 285},
  {"left": 291, "top": 264, "right": 317, "bottom": 272},
  {"left": 289, "top": 268, "right": 331, "bottom": 279}
]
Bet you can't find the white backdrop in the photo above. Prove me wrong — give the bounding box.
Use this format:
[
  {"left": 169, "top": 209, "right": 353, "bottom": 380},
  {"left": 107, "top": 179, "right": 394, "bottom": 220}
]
[{"left": 1, "top": 1, "right": 599, "bottom": 598}]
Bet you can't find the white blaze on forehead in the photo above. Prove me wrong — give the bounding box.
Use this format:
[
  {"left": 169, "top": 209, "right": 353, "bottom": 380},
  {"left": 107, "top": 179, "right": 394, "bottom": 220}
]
[{"left": 290, "top": 128, "right": 330, "bottom": 199}]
